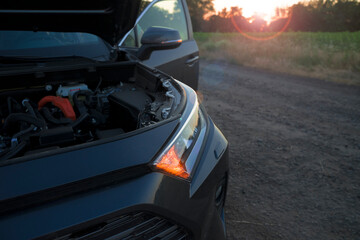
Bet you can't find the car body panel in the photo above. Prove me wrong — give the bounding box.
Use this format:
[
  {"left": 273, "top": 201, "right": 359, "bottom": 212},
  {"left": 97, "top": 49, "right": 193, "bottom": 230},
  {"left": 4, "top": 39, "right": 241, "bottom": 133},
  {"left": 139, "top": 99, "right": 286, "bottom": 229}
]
[
  {"left": 143, "top": 40, "right": 199, "bottom": 90},
  {"left": 0, "top": 119, "right": 178, "bottom": 203},
  {"left": 0, "top": 119, "right": 228, "bottom": 240},
  {"left": 0, "top": 0, "right": 141, "bottom": 45},
  {"left": 0, "top": 0, "right": 229, "bottom": 239},
  {"left": 190, "top": 117, "right": 228, "bottom": 196},
  {"left": 121, "top": 0, "right": 200, "bottom": 90}
]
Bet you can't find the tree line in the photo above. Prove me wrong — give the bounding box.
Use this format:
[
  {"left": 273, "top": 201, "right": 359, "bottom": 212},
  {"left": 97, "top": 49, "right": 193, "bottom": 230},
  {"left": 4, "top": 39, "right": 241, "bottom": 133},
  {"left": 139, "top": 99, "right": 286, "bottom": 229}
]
[{"left": 187, "top": 0, "right": 360, "bottom": 32}]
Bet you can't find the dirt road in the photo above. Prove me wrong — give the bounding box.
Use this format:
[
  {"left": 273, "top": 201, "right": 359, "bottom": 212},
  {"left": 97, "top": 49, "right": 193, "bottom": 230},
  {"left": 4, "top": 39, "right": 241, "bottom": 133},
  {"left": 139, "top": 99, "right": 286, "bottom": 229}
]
[{"left": 198, "top": 60, "right": 360, "bottom": 240}]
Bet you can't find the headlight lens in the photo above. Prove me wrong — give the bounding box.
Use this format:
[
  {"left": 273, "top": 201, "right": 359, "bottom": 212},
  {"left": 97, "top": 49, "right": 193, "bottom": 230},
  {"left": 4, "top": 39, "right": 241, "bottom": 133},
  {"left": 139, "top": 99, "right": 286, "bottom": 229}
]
[{"left": 152, "top": 99, "right": 206, "bottom": 180}]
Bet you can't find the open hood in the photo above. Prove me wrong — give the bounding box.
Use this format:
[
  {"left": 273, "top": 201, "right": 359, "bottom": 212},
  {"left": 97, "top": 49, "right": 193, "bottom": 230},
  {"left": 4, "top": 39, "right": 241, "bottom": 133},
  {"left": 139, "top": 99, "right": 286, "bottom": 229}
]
[{"left": 0, "top": 0, "right": 141, "bottom": 46}]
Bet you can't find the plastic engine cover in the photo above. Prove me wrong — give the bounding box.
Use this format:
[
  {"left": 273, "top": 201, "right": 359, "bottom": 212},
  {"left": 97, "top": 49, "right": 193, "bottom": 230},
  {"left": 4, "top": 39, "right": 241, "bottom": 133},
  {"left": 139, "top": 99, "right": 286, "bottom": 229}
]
[{"left": 108, "top": 86, "right": 152, "bottom": 120}]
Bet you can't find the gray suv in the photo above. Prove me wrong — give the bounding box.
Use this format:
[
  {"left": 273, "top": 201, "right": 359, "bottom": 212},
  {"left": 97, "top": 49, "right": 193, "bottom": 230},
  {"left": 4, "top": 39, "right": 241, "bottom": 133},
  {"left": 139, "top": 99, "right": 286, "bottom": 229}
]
[{"left": 0, "top": 1, "right": 228, "bottom": 239}]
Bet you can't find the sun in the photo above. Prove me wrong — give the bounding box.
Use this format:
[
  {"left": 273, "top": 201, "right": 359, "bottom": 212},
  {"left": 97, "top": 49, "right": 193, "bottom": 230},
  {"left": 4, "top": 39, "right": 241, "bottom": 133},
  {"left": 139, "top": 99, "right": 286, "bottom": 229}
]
[
  {"left": 241, "top": 1, "right": 280, "bottom": 22},
  {"left": 213, "top": 0, "right": 300, "bottom": 22}
]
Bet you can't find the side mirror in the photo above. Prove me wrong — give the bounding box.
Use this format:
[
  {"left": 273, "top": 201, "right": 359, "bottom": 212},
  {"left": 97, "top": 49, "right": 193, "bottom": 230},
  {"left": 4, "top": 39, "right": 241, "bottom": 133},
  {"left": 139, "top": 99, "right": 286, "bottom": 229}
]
[{"left": 137, "top": 27, "right": 182, "bottom": 60}]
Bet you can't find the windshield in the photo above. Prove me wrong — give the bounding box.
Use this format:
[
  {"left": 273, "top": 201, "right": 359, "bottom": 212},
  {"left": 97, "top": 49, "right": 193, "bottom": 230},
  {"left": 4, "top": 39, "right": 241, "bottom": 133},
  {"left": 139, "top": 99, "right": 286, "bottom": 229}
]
[{"left": 0, "top": 31, "right": 111, "bottom": 61}]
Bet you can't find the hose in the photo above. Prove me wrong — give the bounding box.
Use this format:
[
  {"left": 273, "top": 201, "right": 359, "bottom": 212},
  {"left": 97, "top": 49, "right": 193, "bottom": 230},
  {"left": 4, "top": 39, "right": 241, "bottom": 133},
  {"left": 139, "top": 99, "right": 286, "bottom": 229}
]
[
  {"left": 3, "top": 113, "right": 46, "bottom": 131},
  {"left": 12, "top": 125, "right": 35, "bottom": 139},
  {"left": 73, "top": 90, "right": 93, "bottom": 115},
  {"left": 11, "top": 124, "right": 35, "bottom": 149},
  {"left": 35, "top": 108, "right": 46, "bottom": 123},
  {"left": 71, "top": 113, "right": 90, "bottom": 128},
  {"left": 0, "top": 141, "right": 26, "bottom": 161},
  {"left": 22, "top": 99, "right": 37, "bottom": 118},
  {"left": 7, "top": 97, "right": 13, "bottom": 114},
  {"left": 7, "top": 97, "right": 21, "bottom": 114},
  {"left": 41, "top": 107, "right": 72, "bottom": 125}
]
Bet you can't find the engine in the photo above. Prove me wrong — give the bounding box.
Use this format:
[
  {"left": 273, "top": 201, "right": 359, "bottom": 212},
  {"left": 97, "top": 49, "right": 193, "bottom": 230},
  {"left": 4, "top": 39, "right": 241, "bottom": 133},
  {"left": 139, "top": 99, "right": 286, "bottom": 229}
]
[{"left": 0, "top": 75, "right": 179, "bottom": 161}]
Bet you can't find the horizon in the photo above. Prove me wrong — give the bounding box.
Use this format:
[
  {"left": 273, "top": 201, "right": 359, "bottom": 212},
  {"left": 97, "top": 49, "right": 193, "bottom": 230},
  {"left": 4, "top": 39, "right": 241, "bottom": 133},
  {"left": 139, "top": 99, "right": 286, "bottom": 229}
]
[{"left": 213, "top": 0, "right": 305, "bottom": 22}]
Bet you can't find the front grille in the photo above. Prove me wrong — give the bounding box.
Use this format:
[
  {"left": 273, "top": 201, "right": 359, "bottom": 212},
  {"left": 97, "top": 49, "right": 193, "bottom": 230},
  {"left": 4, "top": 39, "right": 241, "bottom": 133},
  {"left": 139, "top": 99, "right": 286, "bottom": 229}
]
[{"left": 38, "top": 212, "right": 191, "bottom": 240}]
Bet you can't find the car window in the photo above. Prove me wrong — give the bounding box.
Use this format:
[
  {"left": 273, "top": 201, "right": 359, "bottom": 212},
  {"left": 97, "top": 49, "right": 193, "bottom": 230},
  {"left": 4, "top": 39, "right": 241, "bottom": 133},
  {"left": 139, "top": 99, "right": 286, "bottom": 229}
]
[
  {"left": 122, "top": 0, "right": 188, "bottom": 48},
  {"left": 121, "top": 30, "right": 136, "bottom": 47},
  {"left": 138, "top": 0, "right": 154, "bottom": 16}
]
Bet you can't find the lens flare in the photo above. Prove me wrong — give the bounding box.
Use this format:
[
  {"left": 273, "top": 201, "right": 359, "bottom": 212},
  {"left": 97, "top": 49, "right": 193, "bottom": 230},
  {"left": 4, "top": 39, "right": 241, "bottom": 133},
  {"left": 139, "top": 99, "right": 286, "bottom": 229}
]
[{"left": 230, "top": 10, "right": 293, "bottom": 41}]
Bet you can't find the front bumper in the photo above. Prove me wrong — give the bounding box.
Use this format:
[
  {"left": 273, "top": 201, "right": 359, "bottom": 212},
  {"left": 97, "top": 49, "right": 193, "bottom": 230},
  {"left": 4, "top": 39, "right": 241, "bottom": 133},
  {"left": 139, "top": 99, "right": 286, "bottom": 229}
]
[{"left": 0, "top": 117, "right": 229, "bottom": 240}]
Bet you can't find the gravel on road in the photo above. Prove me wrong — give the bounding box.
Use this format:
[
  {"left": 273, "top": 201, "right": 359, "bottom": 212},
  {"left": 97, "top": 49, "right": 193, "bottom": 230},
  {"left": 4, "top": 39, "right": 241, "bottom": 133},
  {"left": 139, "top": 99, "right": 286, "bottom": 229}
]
[{"left": 198, "top": 60, "right": 360, "bottom": 240}]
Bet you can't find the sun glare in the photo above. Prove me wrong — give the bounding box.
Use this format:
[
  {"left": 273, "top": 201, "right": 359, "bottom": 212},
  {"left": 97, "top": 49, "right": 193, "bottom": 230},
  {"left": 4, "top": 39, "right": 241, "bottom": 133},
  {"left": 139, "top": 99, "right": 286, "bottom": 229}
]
[{"left": 214, "top": 0, "right": 301, "bottom": 23}]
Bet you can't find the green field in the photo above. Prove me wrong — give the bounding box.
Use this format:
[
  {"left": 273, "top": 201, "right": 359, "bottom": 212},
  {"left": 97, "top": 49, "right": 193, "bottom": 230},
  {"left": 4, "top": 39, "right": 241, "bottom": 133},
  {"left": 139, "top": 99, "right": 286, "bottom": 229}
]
[{"left": 194, "top": 32, "right": 360, "bottom": 85}]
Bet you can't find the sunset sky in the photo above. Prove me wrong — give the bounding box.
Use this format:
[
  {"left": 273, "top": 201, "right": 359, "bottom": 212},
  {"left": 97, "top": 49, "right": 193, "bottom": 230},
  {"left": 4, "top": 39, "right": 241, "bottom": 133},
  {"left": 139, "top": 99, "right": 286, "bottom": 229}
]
[{"left": 213, "top": 0, "right": 304, "bottom": 22}]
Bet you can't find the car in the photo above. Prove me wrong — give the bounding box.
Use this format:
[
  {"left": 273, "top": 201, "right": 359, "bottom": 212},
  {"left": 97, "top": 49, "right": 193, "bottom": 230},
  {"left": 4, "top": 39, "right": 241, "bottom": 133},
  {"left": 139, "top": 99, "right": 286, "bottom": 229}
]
[{"left": 0, "top": 0, "right": 229, "bottom": 239}]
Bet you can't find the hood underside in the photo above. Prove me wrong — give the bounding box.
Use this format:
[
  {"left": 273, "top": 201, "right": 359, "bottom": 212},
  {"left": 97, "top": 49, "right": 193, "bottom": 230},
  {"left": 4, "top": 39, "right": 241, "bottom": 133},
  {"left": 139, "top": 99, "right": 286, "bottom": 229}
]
[{"left": 0, "top": 0, "right": 141, "bottom": 46}]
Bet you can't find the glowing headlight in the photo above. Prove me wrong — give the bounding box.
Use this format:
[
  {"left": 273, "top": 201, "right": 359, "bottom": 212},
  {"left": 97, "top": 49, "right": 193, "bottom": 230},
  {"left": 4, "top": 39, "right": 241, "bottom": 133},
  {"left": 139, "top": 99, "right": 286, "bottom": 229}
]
[{"left": 152, "top": 99, "right": 206, "bottom": 180}]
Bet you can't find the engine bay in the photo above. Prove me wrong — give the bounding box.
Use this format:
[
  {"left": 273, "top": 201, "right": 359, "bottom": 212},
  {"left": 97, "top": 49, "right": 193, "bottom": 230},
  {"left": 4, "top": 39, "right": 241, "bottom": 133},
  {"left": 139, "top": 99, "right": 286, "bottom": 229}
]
[{"left": 0, "top": 63, "right": 181, "bottom": 162}]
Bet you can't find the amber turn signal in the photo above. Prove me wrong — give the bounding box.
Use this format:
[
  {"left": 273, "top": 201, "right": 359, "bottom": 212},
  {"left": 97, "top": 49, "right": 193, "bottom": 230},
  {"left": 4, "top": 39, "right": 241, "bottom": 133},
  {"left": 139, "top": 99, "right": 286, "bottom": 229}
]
[{"left": 155, "top": 146, "right": 190, "bottom": 179}]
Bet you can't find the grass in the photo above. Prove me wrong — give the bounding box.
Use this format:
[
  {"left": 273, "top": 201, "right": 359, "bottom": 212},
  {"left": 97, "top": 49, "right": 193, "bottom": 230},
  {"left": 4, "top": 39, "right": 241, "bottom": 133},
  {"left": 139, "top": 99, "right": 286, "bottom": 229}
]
[{"left": 194, "top": 32, "right": 360, "bottom": 85}]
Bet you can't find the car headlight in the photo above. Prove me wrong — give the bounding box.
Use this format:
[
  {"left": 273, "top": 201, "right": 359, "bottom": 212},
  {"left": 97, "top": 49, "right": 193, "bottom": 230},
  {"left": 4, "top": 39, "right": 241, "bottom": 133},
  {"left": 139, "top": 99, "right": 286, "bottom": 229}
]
[{"left": 152, "top": 98, "right": 207, "bottom": 180}]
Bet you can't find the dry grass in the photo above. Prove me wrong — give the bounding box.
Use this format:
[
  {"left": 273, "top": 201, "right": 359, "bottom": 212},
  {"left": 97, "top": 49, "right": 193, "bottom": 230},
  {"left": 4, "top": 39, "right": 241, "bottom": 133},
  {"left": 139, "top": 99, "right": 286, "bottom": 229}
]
[{"left": 194, "top": 32, "right": 360, "bottom": 85}]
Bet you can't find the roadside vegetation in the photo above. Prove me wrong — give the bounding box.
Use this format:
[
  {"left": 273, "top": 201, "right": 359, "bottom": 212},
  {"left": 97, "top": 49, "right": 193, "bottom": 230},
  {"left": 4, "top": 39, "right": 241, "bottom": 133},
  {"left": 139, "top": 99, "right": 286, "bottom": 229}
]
[
  {"left": 188, "top": 0, "right": 360, "bottom": 85},
  {"left": 195, "top": 32, "right": 360, "bottom": 85}
]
